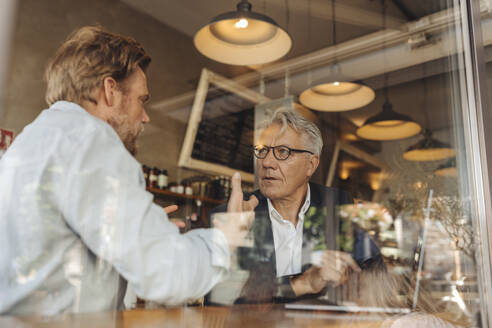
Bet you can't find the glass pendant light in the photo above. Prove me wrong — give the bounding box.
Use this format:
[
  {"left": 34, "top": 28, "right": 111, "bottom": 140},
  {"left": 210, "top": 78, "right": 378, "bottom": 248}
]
[
  {"left": 194, "top": 0, "right": 292, "bottom": 66},
  {"left": 299, "top": 0, "right": 375, "bottom": 112},
  {"left": 435, "top": 157, "right": 457, "bottom": 177},
  {"left": 403, "top": 129, "right": 456, "bottom": 161}
]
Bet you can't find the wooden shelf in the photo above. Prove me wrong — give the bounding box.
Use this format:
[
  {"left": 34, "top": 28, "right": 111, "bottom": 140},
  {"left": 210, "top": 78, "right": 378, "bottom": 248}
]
[{"left": 147, "top": 187, "right": 225, "bottom": 205}]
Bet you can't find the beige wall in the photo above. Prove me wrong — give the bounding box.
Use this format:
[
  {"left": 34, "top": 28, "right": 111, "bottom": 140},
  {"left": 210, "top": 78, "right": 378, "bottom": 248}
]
[{"left": 1, "top": 0, "right": 242, "bottom": 182}]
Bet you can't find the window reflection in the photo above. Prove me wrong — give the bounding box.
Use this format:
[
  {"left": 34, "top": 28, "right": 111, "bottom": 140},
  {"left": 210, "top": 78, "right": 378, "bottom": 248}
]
[{"left": 0, "top": 0, "right": 488, "bottom": 326}]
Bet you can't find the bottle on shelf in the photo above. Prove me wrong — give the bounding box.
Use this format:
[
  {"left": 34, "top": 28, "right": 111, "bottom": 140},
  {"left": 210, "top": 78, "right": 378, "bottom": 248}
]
[
  {"left": 191, "top": 181, "right": 201, "bottom": 197},
  {"left": 176, "top": 181, "right": 184, "bottom": 194},
  {"left": 224, "top": 176, "right": 231, "bottom": 199},
  {"left": 211, "top": 176, "right": 219, "bottom": 200},
  {"left": 142, "top": 165, "right": 150, "bottom": 187},
  {"left": 157, "top": 169, "right": 168, "bottom": 190},
  {"left": 163, "top": 169, "right": 169, "bottom": 188},
  {"left": 149, "top": 167, "right": 158, "bottom": 188},
  {"left": 185, "top": 183, "right": 193, "bottom": 195},
  {"left": 219, "top": 176, "right": 227, "bottom": 200}
]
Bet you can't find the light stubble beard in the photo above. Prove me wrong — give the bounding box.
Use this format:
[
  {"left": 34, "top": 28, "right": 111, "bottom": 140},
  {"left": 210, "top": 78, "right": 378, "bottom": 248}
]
[{"left": 107, "top": 113, "right": 144, "bottom": 157}]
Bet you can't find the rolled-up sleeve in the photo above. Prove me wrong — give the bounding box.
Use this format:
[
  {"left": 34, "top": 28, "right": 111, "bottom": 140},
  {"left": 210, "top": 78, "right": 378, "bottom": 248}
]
[{"left": 60, "top": 125, "right": 230, "bottom": 305}]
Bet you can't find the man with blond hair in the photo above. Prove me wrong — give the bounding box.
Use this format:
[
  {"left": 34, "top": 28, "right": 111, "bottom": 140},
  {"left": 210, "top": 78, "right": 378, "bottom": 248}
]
[{"left": 0, "top": 26, "right": 255, "bottom": 315}]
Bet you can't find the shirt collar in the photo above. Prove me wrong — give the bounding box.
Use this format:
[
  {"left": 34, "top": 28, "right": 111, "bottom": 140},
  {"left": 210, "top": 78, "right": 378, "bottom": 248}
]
[
  {"left": 267, "top": 184, "right": 311, "bottom": 224},
  {"left": 50, "top": 100, "right": 121, "bottom": 141},
  {"left": 51, "top": 100, "right": 89, "bottom": 114},
  {"left": 300, "top": 185, "right": 311, "bottom": 217}
]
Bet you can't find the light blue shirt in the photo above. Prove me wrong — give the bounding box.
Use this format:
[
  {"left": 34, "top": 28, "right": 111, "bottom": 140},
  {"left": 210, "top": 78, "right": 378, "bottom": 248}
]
[{"left": 0, "top": 101, "right": 230, "bottom": 315}]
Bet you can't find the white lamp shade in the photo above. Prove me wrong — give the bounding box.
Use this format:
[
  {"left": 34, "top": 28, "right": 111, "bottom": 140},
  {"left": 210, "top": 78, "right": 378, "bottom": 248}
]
[
  {"left": 356, "top": 120, "right": 422, "bottom": 141},
  {"left": 356, "top": 101, "right": 422, "bottom": 141},
  {"left": 403, "top": 131, "right": 456, "bottom": 161},
  {"left": 299, "top": 81, "right": 375, "bottom": 112},
  {"left": 435, "top": 167, "right": 457, "bottom": 177},
  {"left": 403, "top": 148, "right": 456, "bottom": 161},
  {"left": 194, "top": 16, "right": 291, "bottom": 66},
  {"left": 435, "top": 158, "right": 457, "bottom": 177}
]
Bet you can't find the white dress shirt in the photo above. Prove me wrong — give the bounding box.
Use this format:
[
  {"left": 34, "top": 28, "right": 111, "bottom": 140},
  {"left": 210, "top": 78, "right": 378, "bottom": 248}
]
[
  {"left": 0, "top": 101, "right": 230, "bottom": 315},
  {"left": 267, "top": 187, "right": 311, "bottom": 277}
]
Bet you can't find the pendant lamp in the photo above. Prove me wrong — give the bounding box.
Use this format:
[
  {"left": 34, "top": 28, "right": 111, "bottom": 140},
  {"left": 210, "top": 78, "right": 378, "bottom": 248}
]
[
  {"left": 299, "top": 64, "right": 375, "bottom": 112},
  {"left": 402, "top": 68, "right": 454, "bottom": 161},
  {"left": 435, "top": 157, "right": 457, "bottom": 177},
  {"left": 356, "top": 99, "right": 422, "bottom": 141},
  {"left": 194, "top": 0, "right": 292, "bottom": 66},
  {"left": 403, "top": 130, "right": 456, "bottom": 161},
  {"left": 356, "top": 0, "right": 421, "bottom": 141},
  {"left": 299, "top": 0, "right": 374, "bottom": 112}
]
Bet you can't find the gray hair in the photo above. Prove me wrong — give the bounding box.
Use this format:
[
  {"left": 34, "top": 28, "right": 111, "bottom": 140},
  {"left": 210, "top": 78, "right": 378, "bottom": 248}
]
[{"left": 261, "top": 107, "right": 323, "bottom": 155}]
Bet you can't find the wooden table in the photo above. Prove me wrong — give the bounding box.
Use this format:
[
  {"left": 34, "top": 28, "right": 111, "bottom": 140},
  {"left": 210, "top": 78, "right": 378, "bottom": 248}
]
[{"left": 0, "top": 305, "right": 389, "bottom": 328}]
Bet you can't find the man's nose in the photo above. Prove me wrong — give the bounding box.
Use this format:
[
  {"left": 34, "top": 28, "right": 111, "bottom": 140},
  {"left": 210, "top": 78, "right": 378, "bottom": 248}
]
[
  {"left": 142, "top": 109, "right": 150, "bottom": 123},
  {"left": 261, "top": 149, "right": 277, "bottom": 168}
]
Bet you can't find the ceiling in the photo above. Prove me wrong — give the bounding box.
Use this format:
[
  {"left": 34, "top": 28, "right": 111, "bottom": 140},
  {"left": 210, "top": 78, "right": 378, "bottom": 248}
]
[
  {"left": 120, "top": 0, "right": 450, "bottom": 62},
  {"left": 120, "top": 0, "right": 468, "bottom": 143}
]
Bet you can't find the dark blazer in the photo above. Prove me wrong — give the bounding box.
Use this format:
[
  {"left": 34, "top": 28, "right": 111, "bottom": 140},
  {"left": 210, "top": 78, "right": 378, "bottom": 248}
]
[{"left": 209, "top": 182, "right": 380, "bottom": 304}]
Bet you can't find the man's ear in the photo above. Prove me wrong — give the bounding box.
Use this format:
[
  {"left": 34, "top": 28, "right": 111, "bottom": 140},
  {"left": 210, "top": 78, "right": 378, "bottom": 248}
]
[
  {"left": 307, "top": 154, "right": 320, "bottom": 177},
  {"left": 102, "top": 76, "right": 119, "bottom": 107}
]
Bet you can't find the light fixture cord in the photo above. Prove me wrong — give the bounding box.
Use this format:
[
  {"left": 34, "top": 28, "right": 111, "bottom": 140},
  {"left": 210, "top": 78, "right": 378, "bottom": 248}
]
[
  {"left": 238, "top": 0, "right": 250, "bottom": 11},
  {"left": 260, "top": 73, "right": 265, "bottom": 95},
  {"left": 284, "top": 0, "right": 290, "bottom": 32},
  {"left": 284, "top": 69, "right": 290, "bottom": 96},
  {"left": 332, "top": 0, "right": 336, "bottom": 46},
  {"left": 382, "top": 0, "right": 389, "bottom": 102},
  {"left": 284, "top": 0, "right": 291, "bottom": 96},
  {"left": 332, "top": 0, "right": 337, "bottom": 64},
  {"left": 423, "top": 63, "right": 430, "bottom": 135},
  {"left": 307, "top": 0, "right": 313, "bottom": 86},
  {"left": 384, "top": 75, "right": 389, "bottom": 101}
]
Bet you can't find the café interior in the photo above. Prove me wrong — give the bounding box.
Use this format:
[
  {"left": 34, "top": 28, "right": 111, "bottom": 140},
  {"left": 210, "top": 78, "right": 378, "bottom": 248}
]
[{"left": 1, "top": 0, "right": 492, "bottom": 327}]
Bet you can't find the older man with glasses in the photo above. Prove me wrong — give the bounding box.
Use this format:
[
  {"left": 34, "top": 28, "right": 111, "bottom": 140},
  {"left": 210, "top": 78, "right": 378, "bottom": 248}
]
[{"left": 213, "top": 107, "right": 381, "bottom": 305}]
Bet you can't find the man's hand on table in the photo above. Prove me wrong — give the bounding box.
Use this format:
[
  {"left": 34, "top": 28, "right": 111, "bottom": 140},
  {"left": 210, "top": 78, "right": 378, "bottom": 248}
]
[
  {"left": 290, "top": 250, "right": 360, "bottom": 296},
  {"left": 213, "top": 172, "right": 258, "bottom": 251}
]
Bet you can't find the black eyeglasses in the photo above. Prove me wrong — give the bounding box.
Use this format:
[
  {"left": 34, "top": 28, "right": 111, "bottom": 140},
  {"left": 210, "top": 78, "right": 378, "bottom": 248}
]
[{"left": 254, "top": 145, "right": 314, "bottom": 161}]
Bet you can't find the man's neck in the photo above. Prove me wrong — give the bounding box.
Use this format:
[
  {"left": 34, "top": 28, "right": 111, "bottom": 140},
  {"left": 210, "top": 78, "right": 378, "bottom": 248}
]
[{"left": 271, "top": 183, "right": 309, "bottom": 226}]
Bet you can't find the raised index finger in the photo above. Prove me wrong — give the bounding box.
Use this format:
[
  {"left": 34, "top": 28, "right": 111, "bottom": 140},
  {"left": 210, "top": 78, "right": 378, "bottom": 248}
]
[{"left": 227, "top": 172, "right": 244, "bottom": 213}]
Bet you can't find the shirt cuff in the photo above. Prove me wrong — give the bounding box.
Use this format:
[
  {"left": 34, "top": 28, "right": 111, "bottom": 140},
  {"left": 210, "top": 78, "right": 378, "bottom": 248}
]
[
  {"left": 276, "top": 275, "right": 298, "bottom": 299},
  {"left": 190, "top": 228, "right": 231, "bottom": 270}
]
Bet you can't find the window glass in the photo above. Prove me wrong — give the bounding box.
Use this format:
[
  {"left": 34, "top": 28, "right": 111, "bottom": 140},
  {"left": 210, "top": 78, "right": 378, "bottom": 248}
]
[{"left": 0, "top": 0, "right": 489, "bottom": 327}]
